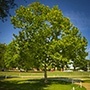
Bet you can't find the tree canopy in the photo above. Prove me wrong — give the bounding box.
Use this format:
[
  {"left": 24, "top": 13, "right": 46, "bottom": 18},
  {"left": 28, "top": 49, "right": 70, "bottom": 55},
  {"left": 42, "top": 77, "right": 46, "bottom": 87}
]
[{"left": 4, "top": 2, "right": 88, "bottom": 82}]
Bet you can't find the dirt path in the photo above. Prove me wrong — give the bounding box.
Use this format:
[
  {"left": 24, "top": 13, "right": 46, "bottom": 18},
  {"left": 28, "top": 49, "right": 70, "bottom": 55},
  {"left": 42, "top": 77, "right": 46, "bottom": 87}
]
[
  {"left": 75, "top": 83, "right": 90, "bottom": 90},
  {"left": 82, "top": 83, "right": 90, "bottom": 90}
]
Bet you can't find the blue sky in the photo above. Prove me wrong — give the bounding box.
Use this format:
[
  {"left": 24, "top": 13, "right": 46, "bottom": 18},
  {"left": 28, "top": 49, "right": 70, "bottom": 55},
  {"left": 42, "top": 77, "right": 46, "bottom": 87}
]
[{"left": 0, "top": 0, "right": 90, "bottom": 58}]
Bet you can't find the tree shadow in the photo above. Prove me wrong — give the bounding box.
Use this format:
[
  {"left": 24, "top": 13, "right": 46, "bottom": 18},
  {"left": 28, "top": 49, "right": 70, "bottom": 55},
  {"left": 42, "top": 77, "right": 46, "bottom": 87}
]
[
  {"left": 0, "top": 75, "right": 19, "bottom": 81},
  {"left": 0, "top": 79, "right": 46, "bottom": 90},
  {"left": 0, "top": 77, "right": 83, "bottom": 90},
  {"left": 47, "top": 77, "right": 83, "bottom": 83}
]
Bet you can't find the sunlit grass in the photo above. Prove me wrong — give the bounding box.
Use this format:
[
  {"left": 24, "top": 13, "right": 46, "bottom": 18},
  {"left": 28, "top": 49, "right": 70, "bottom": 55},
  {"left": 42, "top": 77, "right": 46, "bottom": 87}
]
[{"left": 0, "top": 71, "right": 90, "bottom": 80}]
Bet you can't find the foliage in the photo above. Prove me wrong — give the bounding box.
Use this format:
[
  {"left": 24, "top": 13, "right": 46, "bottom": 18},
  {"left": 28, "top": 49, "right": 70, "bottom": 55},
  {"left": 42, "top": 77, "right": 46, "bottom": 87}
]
[
  {"left": 0, "top": 0, "right": 17, "bottom": 21},
  {"left": 4, "top": 41, "right": 18, "bottom": 68},
  {"left": 0, "top": 0, "right": 27, "bottom": 22},
  {"left": 10, "top": 2, "right": 88, "bottom": 81},
  {"left": 4, "top": 41, "right": 33, "bottom": 70},
  {"left": 0, "top": 43, "right": 6, "bottom": 69}
]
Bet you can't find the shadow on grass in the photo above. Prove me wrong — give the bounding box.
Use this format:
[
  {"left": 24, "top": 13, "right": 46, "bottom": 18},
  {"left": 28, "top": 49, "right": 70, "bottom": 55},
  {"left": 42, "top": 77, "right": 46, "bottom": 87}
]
[
  {"left": 0, "top": 75, "right": 19, "bottom": 81},
  {"left": 0, "top": 79, "right": 44, "bottom": 90},
  {"left": 83, "top": 80, "right": 90, "bottom": 83},
  {"left": 0, "top": 77, "right": 73, "bottom": 90},
  {"left": 0, "top": 77, "right": 84, "bottom": 90}
]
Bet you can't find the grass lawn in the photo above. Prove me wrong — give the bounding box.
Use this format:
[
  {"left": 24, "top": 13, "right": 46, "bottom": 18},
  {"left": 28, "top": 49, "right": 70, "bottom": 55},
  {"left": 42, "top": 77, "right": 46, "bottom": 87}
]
[
  {"left": 0, "top": 78, "right": 86, "bottom": 90},
  {"left": 0, "top": 71, "right": 89, "bottom": 90},
  {"left": 0, "top": 71, "right": 90, "bottom": 76}
]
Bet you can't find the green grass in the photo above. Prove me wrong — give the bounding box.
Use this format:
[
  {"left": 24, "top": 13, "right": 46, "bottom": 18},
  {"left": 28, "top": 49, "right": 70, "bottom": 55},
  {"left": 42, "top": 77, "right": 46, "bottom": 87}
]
[
  {"left": 0, "top": 71, "right": 89, "bottom": 90},
  {"left": 0, "top": 71, "right": 90, "bottom": 90},
  {"left": 83, "top": 80, "right": 90, "bottom": 83},
  {"left": 0, "top": 78, "right": 86, "bottom": 90},
  {"left": 0, "top": 71, "right": 90, "bottom": 77},
  {"left": 0, "top": 71, "right": 90, "bottom": 80}
]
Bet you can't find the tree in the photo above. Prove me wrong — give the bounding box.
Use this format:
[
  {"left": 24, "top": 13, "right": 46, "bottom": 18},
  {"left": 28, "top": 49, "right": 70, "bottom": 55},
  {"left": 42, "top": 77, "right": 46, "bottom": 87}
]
[
  {"left": 10, "top": 2, "right": 88, "bottom": 82},
  {"left": 4, "top": 40, "right": 33, "bottom": 71},
  {"left": 0, "top": 0, "right": 16, "bottom": 22},
  {"left": 4, "top": 41, "right": 18, "bottom": 68},
  {"left": 0, "top": 43, "right": 6, "bottom": 70},
  {"left": 60, "top": 28, "right": 88, "bottom": 70},
  {"left": 0, "top": 0, "right": 27, "bottom": 22}
]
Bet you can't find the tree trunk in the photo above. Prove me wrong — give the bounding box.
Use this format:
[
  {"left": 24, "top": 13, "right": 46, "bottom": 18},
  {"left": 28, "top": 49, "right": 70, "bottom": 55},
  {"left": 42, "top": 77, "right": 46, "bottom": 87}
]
[
  {"left": 44, "top": 63, "right": 47, "bottom": 83},
  {"left": 73, "top": 65, "right": 76, "bottom": 71}
]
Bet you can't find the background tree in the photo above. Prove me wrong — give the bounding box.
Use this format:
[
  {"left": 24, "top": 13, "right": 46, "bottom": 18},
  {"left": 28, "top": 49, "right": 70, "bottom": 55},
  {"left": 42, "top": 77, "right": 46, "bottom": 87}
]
[
  {"left": 4, "top": 39, "right": 33, "bottom": 71},
  {"left": 4, "top": 41, "right": 18, "bottom": 68},
  {"left": 0, "top": 43, "right": 6, "bottom": 70},
  {"left": 87, "top": 59, "right": 90, "bottom": 71},
  {"left": 10, "top": 2, "right": 88, "bottom": 82},
  {"left": 0, "top": 0, "right": 17, "bottom": 21},
  {"left": 0, "top": 0, "right": 27, "bottom": 22}
]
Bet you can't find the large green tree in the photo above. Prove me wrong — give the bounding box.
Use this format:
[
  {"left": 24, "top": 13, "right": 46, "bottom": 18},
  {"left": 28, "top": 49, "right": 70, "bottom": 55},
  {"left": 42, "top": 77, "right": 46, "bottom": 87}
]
[{"left": 10, "top": 2, "right": 88, "bottom": 82}]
